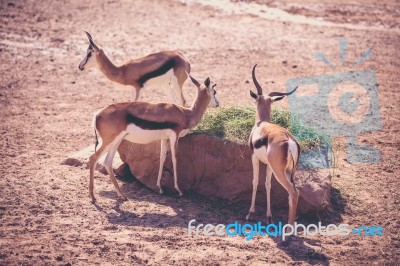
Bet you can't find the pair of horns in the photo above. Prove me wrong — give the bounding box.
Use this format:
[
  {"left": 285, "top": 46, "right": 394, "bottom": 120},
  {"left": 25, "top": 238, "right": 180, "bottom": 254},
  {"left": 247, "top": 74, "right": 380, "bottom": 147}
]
[
  {"left": 252, "top": 64, "right": 298, "bottom": 96},
  {"left": 85, "top": 31, "right": 99, "bottom": 51}
]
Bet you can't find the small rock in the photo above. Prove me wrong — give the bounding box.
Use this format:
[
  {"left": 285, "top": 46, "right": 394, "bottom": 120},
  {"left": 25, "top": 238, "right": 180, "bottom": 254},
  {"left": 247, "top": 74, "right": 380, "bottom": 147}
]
[
  {"left": 36, "top": 16, "right": 46, "bottom": 22},
  {"left": 56, "top": 255, "right": 63, "bottom": 261},
  {"left": 384, "top": 168, "right": 393, "bottom": 173},
  {"left": 50, "top": 37, "right": 65, "bottom": 43}
]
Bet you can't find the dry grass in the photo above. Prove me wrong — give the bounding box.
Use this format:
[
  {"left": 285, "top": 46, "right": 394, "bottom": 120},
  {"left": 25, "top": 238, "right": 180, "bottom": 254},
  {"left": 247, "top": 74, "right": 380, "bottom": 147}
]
[{"left": 192, "top": 106, "right": 332, "bottom": 151}]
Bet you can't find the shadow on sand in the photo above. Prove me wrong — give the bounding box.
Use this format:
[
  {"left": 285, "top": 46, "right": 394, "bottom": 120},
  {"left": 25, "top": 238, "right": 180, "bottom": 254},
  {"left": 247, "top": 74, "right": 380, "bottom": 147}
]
[{"left": 94, "top": 173, "right": 347, "bottom": 265}]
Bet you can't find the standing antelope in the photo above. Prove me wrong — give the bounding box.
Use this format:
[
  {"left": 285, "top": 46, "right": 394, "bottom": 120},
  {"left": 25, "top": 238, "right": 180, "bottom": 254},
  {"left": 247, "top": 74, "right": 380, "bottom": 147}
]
[
  {"left": 78, "top": 31, "right": 190, "bottom": 105},
  {"left": 246, "top": 64, "right": 300, "bottom": 226},
  {"left": 89, "top": 74, "right": 219, "bottom": 202}
]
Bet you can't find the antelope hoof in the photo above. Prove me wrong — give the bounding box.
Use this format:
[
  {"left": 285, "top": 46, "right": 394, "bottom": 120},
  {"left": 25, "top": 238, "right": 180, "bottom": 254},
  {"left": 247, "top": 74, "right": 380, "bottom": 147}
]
[
  {"left": 285, "top": 225, "right": 294, "bottom": 234},
  {"left": 158, "top": 186, "right": 164, "bottom": 194},
  {"left": 176, "top": 188, "right": 183, "bottom": 197},
  {"left": 90, "top": 193, "right": 96, "bottom": 204},
  {"left": 246, "top": 212, "right": 254, "bottom": 221},
  {"left": 119, "top": 194, "right": 128, "bottom": 201}
]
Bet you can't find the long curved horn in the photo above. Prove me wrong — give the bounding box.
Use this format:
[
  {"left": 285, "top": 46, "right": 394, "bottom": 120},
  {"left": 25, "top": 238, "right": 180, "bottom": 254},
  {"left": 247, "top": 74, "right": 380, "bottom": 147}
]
[
  {"left": 268, "top": 86, "right": 298, "bottom": 97},
  {"left": 252, "top": 64, "right": 263, "bottom": 95},
  {"left": 85, "top": 31, "right": 99, "bottom": 51},
  {"left": 85, "top": 31, "right": 93, "bottom": 40}
]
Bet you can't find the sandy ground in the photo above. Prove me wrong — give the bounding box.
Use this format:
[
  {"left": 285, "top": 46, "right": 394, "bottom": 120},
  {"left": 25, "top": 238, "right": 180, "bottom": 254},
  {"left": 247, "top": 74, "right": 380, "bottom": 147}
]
[{"left": 0, "top": 0, "right": 399, "bottom": 265}]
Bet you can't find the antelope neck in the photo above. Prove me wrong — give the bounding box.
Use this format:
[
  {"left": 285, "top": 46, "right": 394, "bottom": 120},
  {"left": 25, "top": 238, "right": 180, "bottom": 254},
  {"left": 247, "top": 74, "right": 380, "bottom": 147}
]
[{"left": 97, "top": 51, "right": 123, "bottom": 83}]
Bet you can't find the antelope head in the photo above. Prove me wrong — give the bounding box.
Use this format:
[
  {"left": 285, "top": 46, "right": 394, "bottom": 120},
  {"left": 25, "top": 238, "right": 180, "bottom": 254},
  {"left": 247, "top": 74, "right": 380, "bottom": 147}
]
[
  {"left": 188, "top": 75, "right": 220, "bottom": 108},
  {"left": 78, "top": 31, "right": 101, "bottom": 71},
  {"left": 250, "top": 64, "right": 297, "bottom": 122}
]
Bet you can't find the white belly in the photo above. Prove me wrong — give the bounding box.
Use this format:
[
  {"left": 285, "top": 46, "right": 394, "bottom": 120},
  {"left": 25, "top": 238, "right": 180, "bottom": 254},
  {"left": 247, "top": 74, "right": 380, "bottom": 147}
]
[
  {"left": 143, "top": 68, "right": 174, "bottom": 89},
  {"left": 124, "top": 124, "right": 174, "bottom": 144},
  {"left": 179, "top": 129, "right": 190, "bottom": 138},
  {"left": 254, "top": 146, "right": 270, "bottom": 165},
  {"left": 288, "top": 138, "right": 298, "bottom": 163}
]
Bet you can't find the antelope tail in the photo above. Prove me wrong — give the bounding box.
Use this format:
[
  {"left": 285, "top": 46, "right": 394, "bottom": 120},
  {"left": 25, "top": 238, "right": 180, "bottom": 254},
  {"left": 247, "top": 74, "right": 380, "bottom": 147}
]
[{"left": 94, "top": 129, "right": 99, "bottom": 152}]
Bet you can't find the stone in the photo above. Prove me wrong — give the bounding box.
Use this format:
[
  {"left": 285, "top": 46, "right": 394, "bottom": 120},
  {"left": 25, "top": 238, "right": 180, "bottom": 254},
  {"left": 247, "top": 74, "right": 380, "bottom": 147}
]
[
  {"left": 63, "top": 135, "right": 331, "bottom": 214},
  {"left": 118, "top": 133, "right": 332, "bottom": 214},
  {"left": 62, "top": 145, "right": 129, "bottom": 177}
]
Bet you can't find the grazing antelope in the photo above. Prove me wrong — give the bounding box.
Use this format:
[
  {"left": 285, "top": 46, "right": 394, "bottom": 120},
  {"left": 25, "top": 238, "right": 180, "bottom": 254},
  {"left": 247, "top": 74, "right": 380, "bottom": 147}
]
[
  {"left": 78, "top": 31, "right": 191, "bottom": 105},
  {"left": 89, "top": 74, "right": 219, "bottom": 202},
  {"left": 246, "top": 64, "right": 300, "bottom": 226}
]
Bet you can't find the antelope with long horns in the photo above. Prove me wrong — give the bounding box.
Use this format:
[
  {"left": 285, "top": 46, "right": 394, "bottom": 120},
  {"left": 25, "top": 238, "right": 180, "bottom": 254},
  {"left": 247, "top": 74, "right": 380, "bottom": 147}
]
[
  {"left": 246, "top": 64, "right": 300, "bottom": 226},
  {"left": 78, "top": 32, "right": 191, "bottom": 105},
  {"left": 88, "top": 75, "right": 219, "bottom": 202}
]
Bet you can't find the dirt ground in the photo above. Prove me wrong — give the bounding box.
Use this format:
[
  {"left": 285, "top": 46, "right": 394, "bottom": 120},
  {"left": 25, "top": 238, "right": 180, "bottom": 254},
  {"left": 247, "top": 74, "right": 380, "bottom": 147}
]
[{"left": 1, "top": 0, "right": 399, "bottom": 265}]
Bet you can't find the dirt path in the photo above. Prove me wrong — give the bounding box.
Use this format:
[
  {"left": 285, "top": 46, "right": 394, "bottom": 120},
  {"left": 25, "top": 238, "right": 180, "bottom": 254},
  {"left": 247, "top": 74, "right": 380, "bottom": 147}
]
[{"left": 0, "top": 0, "right": 399, "bottom": 265}]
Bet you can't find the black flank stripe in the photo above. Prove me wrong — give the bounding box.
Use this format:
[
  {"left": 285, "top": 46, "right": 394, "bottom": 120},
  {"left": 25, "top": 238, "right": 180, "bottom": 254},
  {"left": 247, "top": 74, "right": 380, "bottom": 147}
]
[
  {"left": 126, "top": 114, "right": 177, "bottom": 130},
  {"left": 253, "top": 137, "right": 268, "bottom": 149},
  {"left": 138, "top": 59, "right": 175, "bottom": 86}
]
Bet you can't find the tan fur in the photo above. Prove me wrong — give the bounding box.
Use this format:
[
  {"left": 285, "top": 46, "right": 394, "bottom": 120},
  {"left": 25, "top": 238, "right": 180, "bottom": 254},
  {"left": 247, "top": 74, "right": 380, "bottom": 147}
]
[
  {"left": 79, "top": 33, "right": 190, "bottom": 105},
  {"left": 96, "top": 89, "right": 210, "bottom": 143},
  {"left": 97, "top": 51, "right": 190, "bottom": 104},
  {"left": 247, "top": 65, "right": 300, "bottom": 228},
  {"left": 88, "top": 77, "right": 218, "bottom": 202}
]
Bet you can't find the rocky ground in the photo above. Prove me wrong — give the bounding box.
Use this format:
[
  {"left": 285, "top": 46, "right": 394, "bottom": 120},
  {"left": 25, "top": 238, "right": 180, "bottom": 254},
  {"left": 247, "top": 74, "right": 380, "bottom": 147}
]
[{"left": 0, "top": 0, "right": 399, "bottom": 265}]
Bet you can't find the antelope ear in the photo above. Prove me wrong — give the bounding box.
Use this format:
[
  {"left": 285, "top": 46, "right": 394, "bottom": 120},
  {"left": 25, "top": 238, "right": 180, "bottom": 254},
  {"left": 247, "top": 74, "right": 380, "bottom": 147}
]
[
  {"left": 250, "top": 90, "right": 258, "bottom": 99},
  {"left": 189, "top": 74, "right": 201, "bottom": 88},
  {"left": 204, "top": 77, "right": 210, "bottom": 87},
  {"left": 271, "top": 95, "right": 286, "bottom": 102}
]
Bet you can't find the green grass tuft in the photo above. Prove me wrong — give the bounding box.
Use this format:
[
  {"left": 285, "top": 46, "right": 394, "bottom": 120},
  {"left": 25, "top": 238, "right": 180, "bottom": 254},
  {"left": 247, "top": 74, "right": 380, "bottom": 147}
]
[{"left": 192, "top": 106, "right": 332, "bottom": 151}]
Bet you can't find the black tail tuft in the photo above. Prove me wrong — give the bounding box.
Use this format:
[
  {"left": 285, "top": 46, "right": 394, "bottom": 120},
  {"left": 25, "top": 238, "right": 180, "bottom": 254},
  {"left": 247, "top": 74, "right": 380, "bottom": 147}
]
[
  {"left": 290, "top": 151, "right": 297, "bottom": 189},
  {"left": 94, "top": 129, "right": 99, "bottom": 152}
]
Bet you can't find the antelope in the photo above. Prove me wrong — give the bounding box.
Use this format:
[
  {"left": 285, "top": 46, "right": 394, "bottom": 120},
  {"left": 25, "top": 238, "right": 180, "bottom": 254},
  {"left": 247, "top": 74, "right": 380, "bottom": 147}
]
[
  {"left": 246, "top": 64, "right": 300, "bottom": 227},
  {"left": 78, "top": 32, "right": 191, "bottom": 105},
  {"left": 88, "top": 74, "right": 219, "bottom": 202}
]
